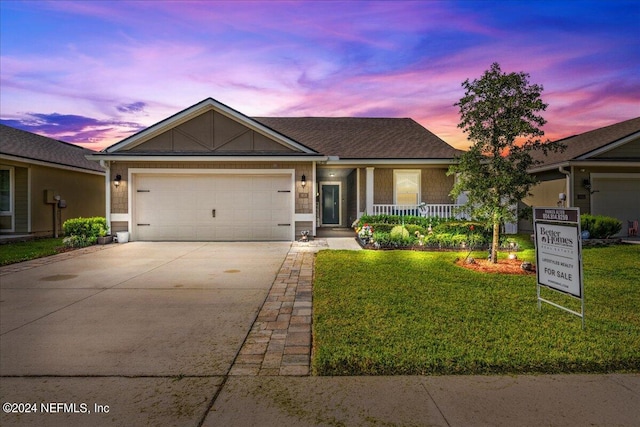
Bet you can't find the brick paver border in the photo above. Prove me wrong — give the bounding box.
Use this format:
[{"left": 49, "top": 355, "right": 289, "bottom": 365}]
[{"left": 230, "top": 240, "right": 327, "bottom": 376}]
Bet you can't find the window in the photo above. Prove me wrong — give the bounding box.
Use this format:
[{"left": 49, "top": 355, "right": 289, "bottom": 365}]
[
  {"left": 0, "top": 167, "right": 12, "bottom": 214},
  {"left": 394, "top": 170, "right": 420, "bottom": 205}
]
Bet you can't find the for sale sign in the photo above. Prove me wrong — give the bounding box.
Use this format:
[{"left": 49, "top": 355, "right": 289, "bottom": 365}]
[
  {"left": 535, "top": 222, "right": 582, "bottom": 297},
  {"left": 533, "top": 207, "right": 584, "bottom": 327}
]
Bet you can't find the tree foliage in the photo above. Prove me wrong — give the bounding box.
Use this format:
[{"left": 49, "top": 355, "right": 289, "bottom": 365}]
[{"left": 448, "top": 63, "right": 564, "bottom": 263}]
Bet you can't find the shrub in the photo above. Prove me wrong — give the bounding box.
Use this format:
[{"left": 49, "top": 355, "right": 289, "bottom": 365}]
[
  {"left": 404, "top": 224, "right": 426, "bottom": 236},
  {"left": 355, "top": 215, "right": 447, "bottom": 229},
  {"left": 390, "top": 225, "right": 410, "bottom": 240},
  {"left": 62, "top": 217, "right": 108, "bottom": 248},
  {"left": 581, "top": 214, "right": 622, "bottom": 239}
]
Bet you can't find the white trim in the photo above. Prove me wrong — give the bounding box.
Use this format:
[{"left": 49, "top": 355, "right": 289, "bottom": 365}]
[
  {"left": 393, "top": 169, "right": 421, "bottom": 205},
  {"left": 0, "top": 154, "right": 105, "bottom": 176},
  {"left": 324, "top": 158, "right": 457, "bottom": 165},
  {"left": 366, "top": 167, "right": 374, "bottom": 215},
  {"left": 102, "top": 161, "right": 111, "bottom": 228},
  {"left": 312, "top": 161, "right": 317, "bottom": 234},
  {"left": 0, "top": 166, "right": 15, "bottom": 232},
  {"left": 87, "top": 154, "right": 326, "bottom": 162},
  {"left": 319, "top": 181, "right": 342, "bottom": 226},
  {"left": 27, "top": 167, "right": 31, "bottom": 233},
  {"left": 295, "top": 214, "right": 315, "bottom": 222},
  {"left": 576, "top": 132, "right": 640, "bottom": 160},
  {"left": 128, "top": 168, "right": 296, "bottom": 175},
  {"left": 127, "top": 168, "right": 296, "bottom": 241},
  {"left": 110, "top": 213, "right": 130, "bottom": 222},
  {"left": 529, "top": 160, "right": 640, "bottom": 174},
  {"left": 356, "top": 167, "right": 361, "bottom": 218},
  {"left": 105, "top": 98, "right": 317, "bottom": 154},
  {"left": 590, "top": 173, "right": 640, "bottom": 179}
]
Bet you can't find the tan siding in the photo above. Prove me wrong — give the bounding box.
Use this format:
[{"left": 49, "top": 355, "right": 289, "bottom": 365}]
[
  {"left": 110, "top": 221, "right": 128, "bottom": 233},
  {"left": 573, "top": 169, "right": 591, "bottom": 213},
  {"left": 346, "top": 169, "right": 357, "bottom": 225},
  {"left": 1, "top": 159, "right": 104, "bottom": 236},
  {"left": 14, "top": 167, "right": 29, "bottom": 232},
  {"left": 372, "top": 167, "right": 454, "bottom": 205},
  {"left": 359, "top": 168, "right": 366, "bottom": 210},
  {"left": 374, "top": 169, "right": 393, "bottom": 204},
  {"left": 422, "top": 168, "right": 454, "bottom": 203},
  {"left": 30, "top": 166, "right": 105, "bottom": 235}
]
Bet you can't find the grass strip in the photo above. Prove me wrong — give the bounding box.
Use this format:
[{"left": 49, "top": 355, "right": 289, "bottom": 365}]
[
  {"left": 0, "top": 238, "right": 66, "bottom": 266},
  {"left": 312, "top": 245, "right": 640, "bottom": 375}
]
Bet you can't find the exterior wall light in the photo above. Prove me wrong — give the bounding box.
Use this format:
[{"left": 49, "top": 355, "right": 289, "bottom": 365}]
[
  {"left": 301, "top": 174, "right": 306, "bottom": 188},
  {"left": 114, "top": 174, "right": 122, "bottom": 188}
]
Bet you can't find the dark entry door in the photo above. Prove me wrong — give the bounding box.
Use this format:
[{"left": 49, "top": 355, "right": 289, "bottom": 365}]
[{"left": 322, "top": 184, "right": 340, "bottom": 225}]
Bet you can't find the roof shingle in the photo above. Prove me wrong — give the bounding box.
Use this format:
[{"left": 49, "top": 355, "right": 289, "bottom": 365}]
[
  {"left": 532, "top": 116, "right": 640, "bottom": 166},
  {"left": 0, "top": 124, "right": 104, "bottom": 173},
  {"left": 254, "top": 117, "right": 463, "bottom": 159}
]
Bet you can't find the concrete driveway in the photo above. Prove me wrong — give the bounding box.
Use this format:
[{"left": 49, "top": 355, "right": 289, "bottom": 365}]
[{"left": 0, "top": 241, "right": 290, "bottom": 426}]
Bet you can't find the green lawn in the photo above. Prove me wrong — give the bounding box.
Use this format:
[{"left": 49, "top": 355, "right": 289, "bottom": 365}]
[
  {"left": 0, "top": 238, "right": 66, "bottom": 266},
  {"left": 312, "top": 244, "right": 640, "bottom": 375}
]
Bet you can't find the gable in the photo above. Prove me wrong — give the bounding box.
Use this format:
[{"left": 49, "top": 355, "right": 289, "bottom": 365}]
[
  {"left": 127, "top": 110, "right": 298, "bottom": 154},
  {"left": 592, "top": 137, "right": 640, "bottom": 160}
]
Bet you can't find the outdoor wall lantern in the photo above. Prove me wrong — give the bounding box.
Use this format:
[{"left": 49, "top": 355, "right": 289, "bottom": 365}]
[
  {"left": 301, "top": 174, "right": 306, "bottom": 188},
  {"left": 114, "top": 174, "right": 122, "bottom": 188}
]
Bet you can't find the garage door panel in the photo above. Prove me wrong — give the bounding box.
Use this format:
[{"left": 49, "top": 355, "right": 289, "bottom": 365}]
[{"left": 134, "top": 173, "right": 292, "bottom": 241}]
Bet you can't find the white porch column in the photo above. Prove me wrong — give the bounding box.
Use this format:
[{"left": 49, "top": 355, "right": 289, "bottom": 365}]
[{"left": 366, "top": 167, "right": 374, "bottom": 215}]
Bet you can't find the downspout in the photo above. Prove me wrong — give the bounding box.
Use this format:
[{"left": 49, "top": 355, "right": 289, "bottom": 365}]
[{"left": 558, "top": 166, "right": 571, "bottom": 207}]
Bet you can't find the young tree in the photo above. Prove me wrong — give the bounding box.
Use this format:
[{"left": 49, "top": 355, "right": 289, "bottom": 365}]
[{"left": 448, "top": 62, "right": 563, "bottom": 263}]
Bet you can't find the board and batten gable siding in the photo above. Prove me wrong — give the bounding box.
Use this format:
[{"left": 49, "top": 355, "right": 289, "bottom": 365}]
[
  {"left": 592, "top": 138, "right": 640, "bottom": 159},
  {"left": 125, "top": 109, "right": 298, "bottom": 154}
]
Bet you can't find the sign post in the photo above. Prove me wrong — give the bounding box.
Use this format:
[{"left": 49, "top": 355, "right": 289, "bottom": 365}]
[{"left": 533, "top": 207, "right": 585, "bottom": 329}]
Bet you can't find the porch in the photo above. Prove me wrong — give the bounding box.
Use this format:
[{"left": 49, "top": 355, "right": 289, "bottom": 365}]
[{"left": 371, "top": 203, "right": 461, "bottom": 219}]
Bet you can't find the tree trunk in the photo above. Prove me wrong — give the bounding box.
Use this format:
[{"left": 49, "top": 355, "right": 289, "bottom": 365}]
[{"left": 491, "top": 219, "right": 500, "bottom": 263}]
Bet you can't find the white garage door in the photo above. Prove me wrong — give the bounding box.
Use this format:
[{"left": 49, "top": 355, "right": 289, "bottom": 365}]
[
  {"left": 134, "top": 174, "right": 293, "bottom": 241},
  {"left": 591, "top": 174, "right": 640, "bottom": 237}
]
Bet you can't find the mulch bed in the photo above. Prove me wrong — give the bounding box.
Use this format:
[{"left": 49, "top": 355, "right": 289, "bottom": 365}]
[{"left": 457, "top": 257, "right": 536, "bottom": 275}]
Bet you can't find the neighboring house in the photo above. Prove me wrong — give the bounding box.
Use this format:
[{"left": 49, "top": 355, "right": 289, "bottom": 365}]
[
  {"left": 520, "top": 117, "right": 640, "bottom": 236},
  {"left": 0, "top": 125, "right": 106, "bottom": 237},
  {"left": 87, "top": 98, "right": 462, "bottom": 242}
]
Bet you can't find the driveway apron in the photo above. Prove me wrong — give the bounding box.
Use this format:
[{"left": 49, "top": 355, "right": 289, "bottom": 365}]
[{"left": 0, "top": 241, "right": 289, "bottom": 426}]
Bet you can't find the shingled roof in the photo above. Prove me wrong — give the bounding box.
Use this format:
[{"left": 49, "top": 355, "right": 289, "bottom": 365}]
[
  {"left": 532, "top": 116, "right": 640, "bottom": 168},
  {"left": 0, "top": 124, "right": 105, "bottom": 173},
  {"left": 254, "top": 117, "right": 463, "bottom": 159}
]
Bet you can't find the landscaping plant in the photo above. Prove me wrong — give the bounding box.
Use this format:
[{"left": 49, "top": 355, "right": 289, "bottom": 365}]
[
  {"left": 62, "top": 217, "right": 109, "bottom": 248},
  {"left": 447, "top": 62, "right": 565, "bottom": 263}
]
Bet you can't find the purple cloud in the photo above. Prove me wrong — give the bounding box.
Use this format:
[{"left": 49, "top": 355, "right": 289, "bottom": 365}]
[
  {"left": 116, "top": 102, "right": 147, "bottom": 114},
  {"left": 0, "top": 112, "right": 145, "bottom": 148}
]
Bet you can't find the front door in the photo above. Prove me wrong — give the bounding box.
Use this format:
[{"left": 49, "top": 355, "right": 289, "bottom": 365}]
[{"left": 321, "top": 184, "right": 340, "bottom": 225}]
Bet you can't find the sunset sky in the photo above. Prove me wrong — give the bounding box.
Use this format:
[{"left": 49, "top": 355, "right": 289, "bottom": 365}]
[{"left": 1, "top": 0, "right": 639, "bottom": 151}]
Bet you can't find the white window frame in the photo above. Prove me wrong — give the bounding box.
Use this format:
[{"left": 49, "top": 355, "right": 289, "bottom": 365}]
[
  {"left": 0, "top": 166, "right": 14, "bottom": 215},
  {"left": 393, "top": 170, "right": 421, "bottom": 206},
  {"left": 0, "top": 166, "right": 15, "bottom": 232}
]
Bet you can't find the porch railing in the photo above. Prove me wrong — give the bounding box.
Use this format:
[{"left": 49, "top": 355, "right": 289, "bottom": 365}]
[{"left": 372, "top": 204, "right": 460, "bottom": 219}]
